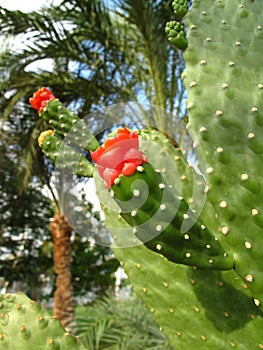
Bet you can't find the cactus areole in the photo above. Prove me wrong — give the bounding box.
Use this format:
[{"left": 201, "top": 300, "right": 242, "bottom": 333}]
[
  {"left": 29, "top": 87, "right": 56, "bottom": 113},
  {"left": 91, "top": 128, "right": 148, "bottom": 188}
]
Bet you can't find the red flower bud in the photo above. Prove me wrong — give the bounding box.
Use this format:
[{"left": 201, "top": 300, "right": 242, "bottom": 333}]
[
  {"left": 91, "top": 128, "right": 147, "bottom": 188},
  {"left": 29, "top": 87, "right": 56, "bottom": 113}
]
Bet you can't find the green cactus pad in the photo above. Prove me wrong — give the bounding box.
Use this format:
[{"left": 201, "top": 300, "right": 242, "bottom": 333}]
[
  {"left": 0, "top": 292, "right": 86, "bottom": 350},
  {"left": 183, "top": 0, "right": 263, "bottom": 306},
  {"left": 101, "top": 206, "right": 263, "bottom": 350},
  {"left": 39, "top": 131, "right": 94, "bottom": 177},
  {"left": 40, "top": 99, "right": 99, "bottom": 151},
  {"left": 111, "top": 161, "right": 233, "bottom": 270}
]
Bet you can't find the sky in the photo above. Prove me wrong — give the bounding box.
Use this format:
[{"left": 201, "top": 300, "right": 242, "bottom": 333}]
[{"left": 0, "top": 0, "right": 59, "bottom": 12}]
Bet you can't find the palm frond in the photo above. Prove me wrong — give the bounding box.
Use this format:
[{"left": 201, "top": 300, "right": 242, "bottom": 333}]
[{"left": 76, "top": 294, "right": 173, "bottom": 350}]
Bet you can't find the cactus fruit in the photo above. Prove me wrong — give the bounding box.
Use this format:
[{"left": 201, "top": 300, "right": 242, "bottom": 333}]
[
  {"left": 30, "top": 87, "right": 99, "bottom": 152},
  {"left": 0, "top": 292, "right": 86, "bottom": 350},
  {"left": 172, "top": 0, "right": 188, "bottom": 19},
  {"left": 165, "top": 0, "right": 188, "bottom": 50},
  {"left": 90, "top": 127, "right": 148, "bottom": 189},
  {"left": 165, "top": 21, "right": 188, "bottom": 50}
]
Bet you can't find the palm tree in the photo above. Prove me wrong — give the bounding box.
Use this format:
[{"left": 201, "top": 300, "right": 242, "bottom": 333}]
[{"left": 0, "top": 0, "right": 185, "bottom": 331}]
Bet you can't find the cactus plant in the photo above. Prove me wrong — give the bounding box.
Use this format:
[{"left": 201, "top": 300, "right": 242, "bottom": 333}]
[
  {"left": 0, "top": 292, "right": 86, "bottom": 350},
  {"left": 95, "top": 0, "right": 263, "bottom": 348},
  {"left": 30, "top": 87, "right": 97, "bottom": 178},
  {"left": 23, "top": 0, "right": 263, "bottom": 348}
]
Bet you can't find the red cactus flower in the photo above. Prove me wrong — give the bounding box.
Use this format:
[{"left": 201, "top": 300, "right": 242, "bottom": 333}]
[
  {"left": 91, "top": 127, "right": 148, "bottom": 188},
  {"left": 29, "top": 87, "right": 56, "bottom": 113}
]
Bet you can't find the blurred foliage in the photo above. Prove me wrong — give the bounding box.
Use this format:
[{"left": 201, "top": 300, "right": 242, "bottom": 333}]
[
  {"left": 76, "top": 293, "right": 173, "bottom": 350},
  {"left": 71, "top": 235, "right": 119, "bottom": 298}
]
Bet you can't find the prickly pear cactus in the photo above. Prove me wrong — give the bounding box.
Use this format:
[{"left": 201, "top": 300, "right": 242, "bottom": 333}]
[
  {"left": 29, "top": 0, "right": 263, "bottom": 348},
  {"left": 0, "top": 292, "right": 86, "bottom": 350}
]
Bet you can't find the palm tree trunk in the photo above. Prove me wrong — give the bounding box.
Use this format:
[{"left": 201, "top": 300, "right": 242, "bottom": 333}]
[{"left": 50, "top": 212, "right": 75, "bottom": 331}]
